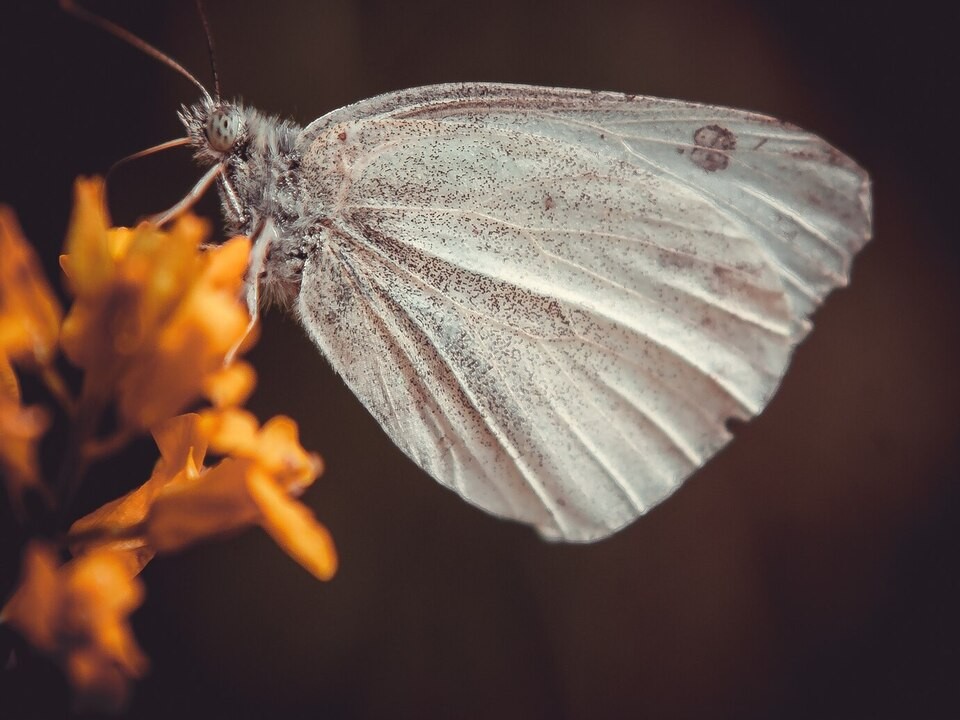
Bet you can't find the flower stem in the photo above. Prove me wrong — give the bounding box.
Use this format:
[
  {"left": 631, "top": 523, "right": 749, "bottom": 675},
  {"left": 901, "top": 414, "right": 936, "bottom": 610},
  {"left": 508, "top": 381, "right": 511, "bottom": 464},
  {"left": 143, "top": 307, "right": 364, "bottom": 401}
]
[
  {"left": 39, "top": 363, "right": 76, "bottom": 416},
  {"left": 54, "top": 382, "right": 106, "bottom": 523},
  {"left": 82, "top": 427, "right": 134, "bottom": 463}
]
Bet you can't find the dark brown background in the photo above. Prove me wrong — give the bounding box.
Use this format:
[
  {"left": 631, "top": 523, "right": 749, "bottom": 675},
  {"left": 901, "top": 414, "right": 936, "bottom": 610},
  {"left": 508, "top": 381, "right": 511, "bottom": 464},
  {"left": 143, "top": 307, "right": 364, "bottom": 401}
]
[{"left": 1, "top": 1, "right": 958, "bottom": 718}]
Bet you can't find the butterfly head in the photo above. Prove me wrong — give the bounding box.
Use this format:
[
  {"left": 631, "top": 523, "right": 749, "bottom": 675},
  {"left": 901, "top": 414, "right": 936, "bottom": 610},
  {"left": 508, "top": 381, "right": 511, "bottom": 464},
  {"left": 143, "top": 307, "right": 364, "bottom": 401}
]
[
  {"left": 179, "top": 99, "right": 248, "bottom": 164},
  {"left": 175, "top": 97, "right": 303, "bottom": 246},
  {"left": 206, "top": 105, "right": 242, "bottom": 153}
]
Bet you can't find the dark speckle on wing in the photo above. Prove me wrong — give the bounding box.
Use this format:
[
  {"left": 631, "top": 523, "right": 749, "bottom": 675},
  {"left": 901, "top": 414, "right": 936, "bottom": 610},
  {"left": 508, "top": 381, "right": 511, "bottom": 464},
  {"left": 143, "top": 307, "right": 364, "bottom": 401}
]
[{"left": 689, "top": 124, "right": 737, "bottom": 172}]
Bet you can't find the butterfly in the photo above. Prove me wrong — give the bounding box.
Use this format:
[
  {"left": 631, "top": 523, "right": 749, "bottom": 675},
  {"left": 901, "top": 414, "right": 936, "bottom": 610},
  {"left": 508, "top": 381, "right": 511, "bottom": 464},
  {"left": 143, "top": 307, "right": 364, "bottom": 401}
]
[{"left": 66, "top": 2, "right": 872, "bottom": 542}]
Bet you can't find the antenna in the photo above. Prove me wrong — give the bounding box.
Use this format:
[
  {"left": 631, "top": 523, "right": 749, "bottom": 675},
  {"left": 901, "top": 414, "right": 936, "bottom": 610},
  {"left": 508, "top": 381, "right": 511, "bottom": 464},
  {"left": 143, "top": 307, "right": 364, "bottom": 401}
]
[
  {"left": 194, "top": 0, "right": 221, "bottom": 99},
  {"left": 60, "top": 0, "right": 213, "bottom": 103}
]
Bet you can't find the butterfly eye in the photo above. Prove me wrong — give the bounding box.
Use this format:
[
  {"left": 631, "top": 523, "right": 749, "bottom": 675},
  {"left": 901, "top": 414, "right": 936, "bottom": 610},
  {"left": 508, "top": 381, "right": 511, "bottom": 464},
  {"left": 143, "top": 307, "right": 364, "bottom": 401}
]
[{"left": 206, "top": 108, "right": 239, "bottom": 152}]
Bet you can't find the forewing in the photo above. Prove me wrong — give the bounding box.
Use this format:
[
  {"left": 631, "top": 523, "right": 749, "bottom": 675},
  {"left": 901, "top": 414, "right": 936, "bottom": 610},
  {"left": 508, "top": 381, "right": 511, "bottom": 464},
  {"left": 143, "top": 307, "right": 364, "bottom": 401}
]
[{"left": 294, "top": 84, "right": 871, "bottom": 541}]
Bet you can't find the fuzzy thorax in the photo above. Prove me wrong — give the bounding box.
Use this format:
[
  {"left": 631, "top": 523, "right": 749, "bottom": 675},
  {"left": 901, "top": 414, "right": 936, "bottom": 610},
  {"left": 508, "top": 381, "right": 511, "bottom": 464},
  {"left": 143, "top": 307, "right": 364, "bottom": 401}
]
[{"left": 178, "top": 98, "right": 308, "bottom": 310}]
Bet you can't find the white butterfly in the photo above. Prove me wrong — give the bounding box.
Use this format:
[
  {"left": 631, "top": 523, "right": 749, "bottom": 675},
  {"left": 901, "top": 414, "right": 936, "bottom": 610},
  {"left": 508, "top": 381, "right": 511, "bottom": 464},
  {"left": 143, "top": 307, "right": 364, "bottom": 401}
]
[
  {"left": 190, "top": 84, "right": 871, "bottom": 542},
  {"left": 68, "top": 5, "right": 872, "bottom": 543}
]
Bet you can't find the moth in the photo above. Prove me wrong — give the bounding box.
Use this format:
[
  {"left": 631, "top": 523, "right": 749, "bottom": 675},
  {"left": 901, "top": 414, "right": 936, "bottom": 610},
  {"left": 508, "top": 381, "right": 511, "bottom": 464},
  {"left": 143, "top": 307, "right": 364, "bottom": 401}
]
[{"left": 66, "top": 2, "right": 872, "bottom": 542}]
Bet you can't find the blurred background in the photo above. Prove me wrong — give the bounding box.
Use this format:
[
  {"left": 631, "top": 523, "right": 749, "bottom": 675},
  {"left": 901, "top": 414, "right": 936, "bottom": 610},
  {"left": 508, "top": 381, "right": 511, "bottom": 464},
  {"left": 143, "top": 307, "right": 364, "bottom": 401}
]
[{"left": 1, "top": 0, "right": 958, "bottom": 718}]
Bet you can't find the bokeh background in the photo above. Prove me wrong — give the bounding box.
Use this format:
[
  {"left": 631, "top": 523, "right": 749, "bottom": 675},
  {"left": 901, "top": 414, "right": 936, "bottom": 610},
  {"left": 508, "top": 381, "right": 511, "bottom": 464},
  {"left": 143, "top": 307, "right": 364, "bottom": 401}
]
[{"left": 2, "top": 1, "right": 958, "bottom": 718}]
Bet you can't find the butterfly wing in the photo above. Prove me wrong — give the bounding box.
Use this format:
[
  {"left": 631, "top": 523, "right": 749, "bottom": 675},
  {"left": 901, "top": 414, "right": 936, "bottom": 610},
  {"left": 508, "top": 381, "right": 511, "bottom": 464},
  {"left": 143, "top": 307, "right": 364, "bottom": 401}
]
[{"left": 292, "top": 83, "right": 871, "bottom": 541}]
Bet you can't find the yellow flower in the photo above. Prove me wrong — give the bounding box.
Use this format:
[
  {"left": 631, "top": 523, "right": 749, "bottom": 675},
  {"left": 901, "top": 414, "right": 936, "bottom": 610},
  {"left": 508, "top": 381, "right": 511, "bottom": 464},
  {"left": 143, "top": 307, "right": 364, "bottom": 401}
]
[
  {"left": 0, "top": 352, "right": 50, "bottom": 507},
  {"left": 69, "top": 413, "right": 209, "bottom": 573},
  {"left": 116, "top": 235, "right": 255, "bottom": 427},
  {"left": 0, "top": 206, "right": 63, "bottom": 367},
  {"left": 71, "top": 412, "right": 337, "bottom": 581},
  {"left": 199, "top": 408, "right": 323, "bottom": 492},
  {"left": 202, "top": 360, "right": 257, "bottom": 408},
  {"left": 0, "top": 542, "right": 147, "bottom": 713},
  {"left": 246, "top": 469, "right": 338, "bottom": 582},
  {"left": 59, "top": 177, "right": 254, "bottom": 429},
  {"left": 149, "top": 409, "right": 336, "bottom": 580},
  {"left": 0, "top": 175, "right": 340, "bottom": 710}
]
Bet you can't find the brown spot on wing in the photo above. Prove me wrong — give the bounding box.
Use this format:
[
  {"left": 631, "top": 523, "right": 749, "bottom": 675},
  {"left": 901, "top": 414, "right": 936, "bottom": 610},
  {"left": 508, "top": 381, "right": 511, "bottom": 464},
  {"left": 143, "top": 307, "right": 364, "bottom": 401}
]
[{"left": 689, "top": 124, "right": 737, "bottom": 172}]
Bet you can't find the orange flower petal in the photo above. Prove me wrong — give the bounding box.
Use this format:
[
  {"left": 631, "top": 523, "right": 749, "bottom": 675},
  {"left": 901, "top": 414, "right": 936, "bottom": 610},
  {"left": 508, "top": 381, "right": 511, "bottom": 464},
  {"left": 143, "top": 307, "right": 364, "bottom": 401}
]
[
  {"left": 68, "top": 477, "right": 158, "bottom": 575},
  {"left": 67, "top": 648, "right": 132, "bottom": 713},
  {"left": 247, "top": 471, "right": 338, "bottom": 580},
  {"left": 200, "top": 410, "right": 322, "bottom": 491},
  {"left": 0, "top": 353, "right": 50, "bottom": 505},
  {"left": 0, "top": 206, "right": 63, "bottom": 366},
  {"left": 202, "top": 236, "right": 252, "bottom": 291},
  {"left": 202, "top": 360, "right": 256, "bottom": 408},
  {"left": 115, "top": 247, "right": 252, "bottom": 429},
  {"left": 0, "top": 399, "right": 49, "bottom": 482},
  {"left": 62, "top": 177, "right": 113, "bottom": 297},
  {"left": 256, "top": 415, "right": 323, "bottom": 490},
  {"left": 0, "top": 542, "right": 62, "bottom": 652},
  {"left": 198, "top": 407, "right": 260, "bottom": 454},
  {"left": 63, "top": 222, "right": 201, "bottom": 382},
  {"left": 67, "top": 551, "right": 145, "bottom": 632},
  {"left": 62, "top": 550, "right": 148, "bottom": 711},
  {"left": 0, "top": 351, "right": 18, "bottom": 402},
  {"left": 1, "top": 542, "right": 146, "bottom": 714},
  {"left": 70, "top": 414, "right": 208, "bottom": 571},
  {"left": 152, "top": 412, "right": 209, "bottom": 472},
  {"left": 144, "top": 458, "right": 260, "bottom": 553},
  {"left": 59, "top": 178, "right": 253, "bottom": 428}
]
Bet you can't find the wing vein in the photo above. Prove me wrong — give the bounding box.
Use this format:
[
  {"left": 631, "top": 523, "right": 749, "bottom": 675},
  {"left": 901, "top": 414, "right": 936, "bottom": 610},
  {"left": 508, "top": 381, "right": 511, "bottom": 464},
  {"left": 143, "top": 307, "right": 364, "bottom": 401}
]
[{"left": 341, "top": 232, "right": 570, "bottom": 534}]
